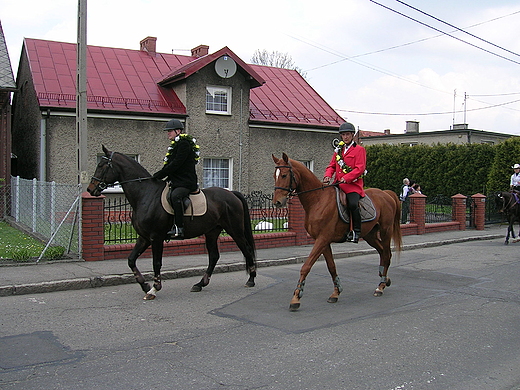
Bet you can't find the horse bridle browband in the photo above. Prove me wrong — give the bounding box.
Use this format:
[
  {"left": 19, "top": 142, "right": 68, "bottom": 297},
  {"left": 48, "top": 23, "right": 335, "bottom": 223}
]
[
  {"left": 90, "top": 152, "right": 152, "bottom": 192},
  {"left": 274, "top": 164, "right": 337, "bottom": 197}
]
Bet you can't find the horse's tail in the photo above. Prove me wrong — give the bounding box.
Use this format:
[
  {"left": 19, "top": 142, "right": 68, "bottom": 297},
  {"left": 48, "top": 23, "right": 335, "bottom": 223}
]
[
  {"left": 385, "top": 190, "right": 403, "bottom": 253},
  {"left": 232, "top": 191, "right": 257, "bottom": 271}
]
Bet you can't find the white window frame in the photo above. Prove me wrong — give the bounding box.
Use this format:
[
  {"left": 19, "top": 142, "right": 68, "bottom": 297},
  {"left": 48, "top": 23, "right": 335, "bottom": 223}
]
[
  {"left": 206, "top": 85, "right": 232, "bottom": 115},
  {"left": 299, "top": 160, "right": 314, "bottom": 172},
  {"left": 202, "top": 158, "right": 233, "bottom": 190}
]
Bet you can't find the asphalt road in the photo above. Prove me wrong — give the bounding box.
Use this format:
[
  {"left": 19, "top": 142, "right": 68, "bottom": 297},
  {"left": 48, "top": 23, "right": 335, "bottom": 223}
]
[{"left": 1, "top": 237, "right": 520, "bottom": 390}]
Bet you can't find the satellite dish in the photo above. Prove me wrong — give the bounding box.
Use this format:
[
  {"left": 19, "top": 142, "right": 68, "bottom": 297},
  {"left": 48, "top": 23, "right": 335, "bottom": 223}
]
[{"left": 215, "top": 56, "right": 237, "bottom": 78}]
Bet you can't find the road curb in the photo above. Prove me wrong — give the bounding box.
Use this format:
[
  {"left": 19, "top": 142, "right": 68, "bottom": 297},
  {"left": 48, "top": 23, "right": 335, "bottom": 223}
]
[{"left": 0, "top": 233, "right": 503, "bottom": 297}]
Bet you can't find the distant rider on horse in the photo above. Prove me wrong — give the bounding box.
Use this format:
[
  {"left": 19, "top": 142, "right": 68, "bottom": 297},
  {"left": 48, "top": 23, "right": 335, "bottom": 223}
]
[{"left": 153, "top": 119, "right": 200, "bottom": 240}]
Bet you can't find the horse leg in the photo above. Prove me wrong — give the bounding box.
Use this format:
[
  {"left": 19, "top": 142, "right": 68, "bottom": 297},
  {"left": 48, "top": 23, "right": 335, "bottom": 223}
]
[
  {"left": 226, "top": 228, "right": 257, "bottom": 288},
  {"left": 191, "top": 229, "right": 221, "bottom": 292},
  {"left": 322, "top": 244, "right": 342, "bottom": 304},
  {"left": 505, "top": 221, "right": 512, "bottom": 245},
  {"left": 128, "top": 236, "right": 151, "bottom": 294},
  {"left": 363, "top": 228, "right": 392, "bottom": 297},
  {"left": 290, "top": 239, "right": 328, "bottom": 311},
  {"left": 143, "top": 239, "right": 164, "bottom": 300}
]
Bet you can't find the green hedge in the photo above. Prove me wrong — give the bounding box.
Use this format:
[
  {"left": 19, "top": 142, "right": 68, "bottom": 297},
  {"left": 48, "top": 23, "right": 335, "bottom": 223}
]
[{"left": 364, "top": 140, "right": 519, "bottom": 197}]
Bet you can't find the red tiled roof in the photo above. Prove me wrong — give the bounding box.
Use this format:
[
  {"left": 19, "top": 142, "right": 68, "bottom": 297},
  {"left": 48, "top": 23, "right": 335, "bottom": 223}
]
[
  {"left": 249, "top": 65, "right": 343, "bottom": 127},
  {"left": 26, "top": 38, "right": 187, "bottom": 114},
  {"left": 24, "top": 38, "right": 343, "bottom": 127}
]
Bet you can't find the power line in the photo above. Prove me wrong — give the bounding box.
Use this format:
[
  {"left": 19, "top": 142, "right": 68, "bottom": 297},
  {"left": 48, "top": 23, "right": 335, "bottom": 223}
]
[
  {"left": 368, "top": 0, "right": 520, "bottom": 66},
  {"left": 301, "top": 9, "right": 520, "bottom": 72},
  {"left": 394, "top": 0, "right": 520, "bottom": 59},
  {"left": 336, "top": 97, "right": 520, "bottom": 116}
]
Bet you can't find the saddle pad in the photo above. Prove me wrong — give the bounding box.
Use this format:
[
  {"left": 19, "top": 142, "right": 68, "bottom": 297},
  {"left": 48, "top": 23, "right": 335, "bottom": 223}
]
[
  {"left": 161, "top": 185, "right": 207, "bottom": 216},
  {"left": 335, "top": 187, "right": 377, "bottom": 224}
]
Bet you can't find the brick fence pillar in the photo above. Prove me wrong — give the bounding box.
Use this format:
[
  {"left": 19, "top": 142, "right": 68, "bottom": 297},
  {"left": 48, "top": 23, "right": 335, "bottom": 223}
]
[
  {"left": 81, "top": 191, "right": 105, "bottom": 261},
  {"left": 288, "top": 196, "right": 310, "bottom": 245},
  {"left": 409, "top": 193, "right": 426, "bottom": 234},
  {"left": 451, "top": 194, "right": 467, "bottom": 231},
  {"left": 471, "top": 193, "right": 486, "bottom": 231}
]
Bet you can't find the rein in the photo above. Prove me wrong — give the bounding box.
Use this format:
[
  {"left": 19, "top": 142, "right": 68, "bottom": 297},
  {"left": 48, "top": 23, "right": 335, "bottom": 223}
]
[
  {"left": 274, "top": 164, "right": 338, "bottom": 197},
  {"left": 90, "top": 152, "right": 152, "bottom": 191}
]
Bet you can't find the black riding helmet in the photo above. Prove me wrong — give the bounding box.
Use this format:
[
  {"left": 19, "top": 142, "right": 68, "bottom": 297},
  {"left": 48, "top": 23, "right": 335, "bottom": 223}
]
[
  {"left": 339, "top": 122, "right": 355, "bottom": 133},
  {"left": 164, "top": 118, "right": 184, "bottom": 131}
]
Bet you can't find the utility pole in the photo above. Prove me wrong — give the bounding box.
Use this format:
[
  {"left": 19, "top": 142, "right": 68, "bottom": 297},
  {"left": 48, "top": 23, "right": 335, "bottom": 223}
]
[{"left": 77, "top": 0, "right": 88, "bottom": 191}]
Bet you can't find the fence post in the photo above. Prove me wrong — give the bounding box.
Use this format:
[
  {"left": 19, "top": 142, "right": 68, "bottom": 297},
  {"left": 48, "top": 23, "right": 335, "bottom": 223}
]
[
  {"left": 288, "top": 196, "right": 309, "bottom": 245},
  {"left": 471, "top": 193, "right": 486, "bottom": 230},
  {"left": 409, "top": 193, "right": 426, "bottom": 234},
  {"left": 451, "top": 194, "right": 467, "bottom": 230},
  {"left": 81, "top": 191, "right": 105, "bottom": 261}
]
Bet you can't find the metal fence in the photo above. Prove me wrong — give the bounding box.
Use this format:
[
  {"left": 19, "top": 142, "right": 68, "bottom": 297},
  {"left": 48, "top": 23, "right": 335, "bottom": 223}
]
[
  {"left": 102, "top": 190, "right": 288, "bottom": 244},
  {"left": 425, "top": 195, "right": 453, "bottom": 223},
  {"left": 1, "top": 177, "right": 81, "bottom": 257}
]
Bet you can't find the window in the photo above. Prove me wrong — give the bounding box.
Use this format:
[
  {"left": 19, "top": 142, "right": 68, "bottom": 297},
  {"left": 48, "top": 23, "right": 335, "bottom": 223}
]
[
  {"left": 203, "top": 158, "right": 232, "bottom": 189},
  {"left": 299, "top": 160, "right": 314, "bottom": 172},
  {"left": 206, "top": 86, "right": 231, "bottom": 115}
]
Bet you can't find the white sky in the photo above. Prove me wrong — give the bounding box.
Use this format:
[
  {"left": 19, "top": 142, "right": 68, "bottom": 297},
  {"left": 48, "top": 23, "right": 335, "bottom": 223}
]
[{"left": 2, "top": 0, "right": 520, "bottom": 134}]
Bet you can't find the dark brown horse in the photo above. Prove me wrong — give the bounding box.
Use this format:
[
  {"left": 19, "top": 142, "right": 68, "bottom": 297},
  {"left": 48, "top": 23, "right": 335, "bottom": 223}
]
[
  {"left": 495, "top": 191, "right": 520, "bottom": 244},
  {"left": 87, "top": 146, "right": 256, "bottom": 300},
  {"left": 272, "top": 153, "right": 402, "bottom": 310}
]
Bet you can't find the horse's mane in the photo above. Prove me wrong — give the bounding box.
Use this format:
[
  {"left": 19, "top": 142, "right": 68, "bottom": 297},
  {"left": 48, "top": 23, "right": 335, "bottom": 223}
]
[
  {"left": 115, "top": 152, "right": 151, "bottom": 177},
  {"left": 288, "top": 158, "right": 322, "bottom": 187}
]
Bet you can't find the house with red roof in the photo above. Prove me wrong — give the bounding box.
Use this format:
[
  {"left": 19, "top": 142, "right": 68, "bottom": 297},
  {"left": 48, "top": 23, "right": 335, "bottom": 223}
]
[{"left": 11, "top": 36, "right": 345, "bottom": 193}]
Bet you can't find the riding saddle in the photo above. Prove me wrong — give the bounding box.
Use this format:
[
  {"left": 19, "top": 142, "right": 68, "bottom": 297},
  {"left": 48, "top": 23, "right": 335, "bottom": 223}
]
[
  {"left": 161, "top": 185, "right": 207, "bottom": 216},
  {"left": 335, "top": 187, "right": 376, "bottom": 224}
]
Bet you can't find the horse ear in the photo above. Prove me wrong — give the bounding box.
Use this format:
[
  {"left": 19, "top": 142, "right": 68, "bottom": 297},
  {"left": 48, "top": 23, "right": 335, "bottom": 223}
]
[
  {"left": 272, "top": 154, "right": 279, "bottom": 164},
  {"left": 282, "top": 152, "right": 289, "bottom": 163},
  {"left": 102, "top": 145, "right": 110, "bottom": 156}
]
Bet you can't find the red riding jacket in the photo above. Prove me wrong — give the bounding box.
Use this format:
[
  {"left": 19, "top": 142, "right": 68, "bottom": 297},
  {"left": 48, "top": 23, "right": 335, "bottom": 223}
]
[{"left": 324, "top": 142, "right": 366, "bottom": 197}]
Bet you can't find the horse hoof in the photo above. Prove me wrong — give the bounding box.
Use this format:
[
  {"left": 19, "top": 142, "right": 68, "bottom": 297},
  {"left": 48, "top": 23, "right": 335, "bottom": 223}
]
[
  {"left": 143, "top": 293, "right": 156, "bottom": 300},
  {"left": 245, "top": 281, "right": 255, "bottom": 288},
  {"left": 289, "top": 303, "right": 300, "bottom": 311},
  {"left": 327, "top": 297, "right": 338, "bottom": 303},
  {"left": 191, "top": 285, "right": 202, "bottom": 292},
  {"left": 373, "top": 289, "right": 383, "bottom": 297}
]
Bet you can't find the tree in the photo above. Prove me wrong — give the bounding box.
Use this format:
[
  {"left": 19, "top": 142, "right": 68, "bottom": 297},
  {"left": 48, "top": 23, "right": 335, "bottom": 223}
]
[{"left": 250, "top": 49, "right": 307, "bottom": 78}]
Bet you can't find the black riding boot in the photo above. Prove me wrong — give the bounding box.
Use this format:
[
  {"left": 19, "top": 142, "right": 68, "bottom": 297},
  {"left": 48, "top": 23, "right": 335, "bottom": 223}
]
[
  {"left": 167, "top": 201, "right": 185, "bottom": 239},
  {"left": 347, "top": 207, "right": 362, "bottom": 243}
]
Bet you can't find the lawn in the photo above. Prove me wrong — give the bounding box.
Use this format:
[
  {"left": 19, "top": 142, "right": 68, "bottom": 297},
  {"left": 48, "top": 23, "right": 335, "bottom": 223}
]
[{"left": 0, "top": 221, "right": 65, "bottom": 261}]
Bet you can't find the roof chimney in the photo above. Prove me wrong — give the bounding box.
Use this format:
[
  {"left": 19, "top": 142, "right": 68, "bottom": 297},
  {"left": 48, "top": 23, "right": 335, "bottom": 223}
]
[
  {"left": 140, "top": 37, "right": 157, "bottom": 54},
  {"left": 191, "top": 45, "right": 209, "bottom": 58},
  {"left": 384, "top": 129, "right": 391, "bottom": 135}
]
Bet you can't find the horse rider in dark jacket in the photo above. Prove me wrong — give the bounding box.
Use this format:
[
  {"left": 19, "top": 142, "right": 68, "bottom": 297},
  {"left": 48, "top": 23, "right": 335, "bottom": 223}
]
[{"left": 153, "top": 119, "right": 199, "bottom": 239}]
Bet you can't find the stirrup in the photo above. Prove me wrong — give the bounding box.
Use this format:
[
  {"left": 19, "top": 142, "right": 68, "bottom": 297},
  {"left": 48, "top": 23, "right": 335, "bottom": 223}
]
[
  {"left": 167, "top": 226, "right": 184, "bottom": 240},
  {"left": 346, "top": 230, "right": 359, "bottom": 243}
]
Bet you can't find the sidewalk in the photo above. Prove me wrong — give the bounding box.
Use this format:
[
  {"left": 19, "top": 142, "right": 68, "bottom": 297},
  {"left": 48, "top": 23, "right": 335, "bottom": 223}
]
[{"left": 0, "top": 225, "right": 505, "bottom": 297}]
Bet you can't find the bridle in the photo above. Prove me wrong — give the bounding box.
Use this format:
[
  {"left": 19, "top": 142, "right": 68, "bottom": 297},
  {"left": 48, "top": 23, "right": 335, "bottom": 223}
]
[
  {"left": 497, "top": 192, "right": 520, "bottom": 213},
  {"left": 274, "top": 164, "right": 337, "bottom": 197},
  {"left": 274, "top": 165, "right": 299, "bottom": 196},
  {"left": 90, "top": 152, "right": 152, "bottom": 193}
]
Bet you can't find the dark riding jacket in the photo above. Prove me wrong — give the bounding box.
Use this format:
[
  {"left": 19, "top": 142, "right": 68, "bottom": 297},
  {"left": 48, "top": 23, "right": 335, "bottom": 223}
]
[{"left": 153, "top": 137, "right": 198, "bottom": 192}]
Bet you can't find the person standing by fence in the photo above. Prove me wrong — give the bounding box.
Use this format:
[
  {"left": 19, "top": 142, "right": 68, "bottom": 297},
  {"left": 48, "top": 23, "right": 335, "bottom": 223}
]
[{"left": 400, "top": 178, "right": 412, "bottom": 223}]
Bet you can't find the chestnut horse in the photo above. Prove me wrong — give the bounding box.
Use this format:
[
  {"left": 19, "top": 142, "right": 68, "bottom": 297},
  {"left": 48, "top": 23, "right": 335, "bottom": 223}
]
[
  {"left": 272, "top": 153, "right": 402, "bottom": 310},
  {"left": 88, "top": 146, "right": 256, "bottom": 300}
]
